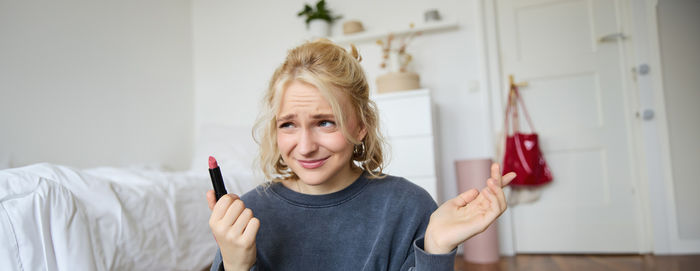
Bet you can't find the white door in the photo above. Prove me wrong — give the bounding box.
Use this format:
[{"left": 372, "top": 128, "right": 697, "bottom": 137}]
[{"left": 496, "top": 0, "right": 646, "bottom": 253}]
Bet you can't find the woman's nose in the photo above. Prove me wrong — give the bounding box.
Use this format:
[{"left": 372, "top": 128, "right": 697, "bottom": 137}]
[{"left": 297, "top": 129, "right": 318, "bottom": 156}]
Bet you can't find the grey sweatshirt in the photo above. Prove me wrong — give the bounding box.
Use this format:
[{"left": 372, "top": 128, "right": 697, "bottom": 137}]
[{"left": 210, "top": 173, "right": 456, "bottom": 270}]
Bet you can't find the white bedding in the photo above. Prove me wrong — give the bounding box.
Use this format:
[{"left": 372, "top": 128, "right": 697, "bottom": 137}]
[{"left": 0, "top": 163, "right": 258, "bottom": 271}]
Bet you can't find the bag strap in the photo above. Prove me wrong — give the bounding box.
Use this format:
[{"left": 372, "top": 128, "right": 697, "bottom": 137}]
[
  {"left": 503, "top": 84, "right": 536, "bottom": 174},
  {"left": 504, "top": 83, "right": 536, "bottom": 136},
  {"left": 515, "top": 84, "right": 536, "bottom": 131},
  {"left": 497, "top": 77, "right": 537, "bottom": 162}
]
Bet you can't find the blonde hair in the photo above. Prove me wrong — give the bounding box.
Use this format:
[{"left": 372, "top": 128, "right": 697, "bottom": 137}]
[{"left": 253, "top": 39, "right": 386, "bottom": 182}]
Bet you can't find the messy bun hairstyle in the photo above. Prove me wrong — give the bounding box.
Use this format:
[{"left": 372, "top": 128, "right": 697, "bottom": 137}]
[{"left": 253, "top": 39, "right": 386, "bottom": 182}]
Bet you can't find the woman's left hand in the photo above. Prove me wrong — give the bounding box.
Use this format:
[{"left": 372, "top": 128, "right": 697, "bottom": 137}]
[{"left": 424, "top": 163, "right": 516, "bottom": 254}]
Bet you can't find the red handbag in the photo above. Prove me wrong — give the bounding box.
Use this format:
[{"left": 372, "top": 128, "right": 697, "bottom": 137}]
[{"left": 502, "top": 83, "right": 553, "bottom": 187}]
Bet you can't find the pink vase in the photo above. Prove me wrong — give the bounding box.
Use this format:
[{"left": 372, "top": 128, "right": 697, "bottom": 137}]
[{"left": 455, "top": 159, "right": 500, "bottom": 263}]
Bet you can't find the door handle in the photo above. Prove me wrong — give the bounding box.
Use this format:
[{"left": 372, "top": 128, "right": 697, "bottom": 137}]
[
  {"left": 598, "top": 32, "right": 627, "bottom": 43},
  {"left": 636, "top": 109, "right": 655, "bottom": 121}
]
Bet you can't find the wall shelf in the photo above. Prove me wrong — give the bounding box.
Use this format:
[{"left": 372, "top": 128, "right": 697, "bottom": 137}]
[{"left": 331, "top": 20, "right": 459, "bottom": 44}]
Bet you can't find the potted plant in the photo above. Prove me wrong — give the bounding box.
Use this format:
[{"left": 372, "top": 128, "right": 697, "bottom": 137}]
[
  {"left": 375, "top": 25, "right": 422, "bottom": 93},
  {"left": 297, "top": 0, "right": 342, "bottom": 38}
]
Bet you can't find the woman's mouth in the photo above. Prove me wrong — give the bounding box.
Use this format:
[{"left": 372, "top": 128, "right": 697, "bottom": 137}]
[{"left": 298, "top": 157, "right": 328, "bottom": 169}]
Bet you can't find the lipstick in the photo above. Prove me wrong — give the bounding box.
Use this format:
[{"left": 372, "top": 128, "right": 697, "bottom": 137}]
[{"left": 208, "top": 156, "right": 228, "bottom": 201}]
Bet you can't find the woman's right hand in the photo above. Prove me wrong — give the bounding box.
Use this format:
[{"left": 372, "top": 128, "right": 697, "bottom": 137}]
[{"left": 207, "top": 190, "right": 260, "bottom": 271}]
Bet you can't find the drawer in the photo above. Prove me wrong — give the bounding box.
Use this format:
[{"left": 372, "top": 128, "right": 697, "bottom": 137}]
[{"left": 375, "top": 94, "right": 433, "bottom": 137}]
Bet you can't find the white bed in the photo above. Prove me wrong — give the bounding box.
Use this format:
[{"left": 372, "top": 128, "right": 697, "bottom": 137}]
[{"left": 0, "top": 124, "right": 260, "bottom": 270}]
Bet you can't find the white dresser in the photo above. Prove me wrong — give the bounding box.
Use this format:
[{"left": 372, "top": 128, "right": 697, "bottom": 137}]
[{"left": 372, "top": 89, "right": 439, "bottom": 201}]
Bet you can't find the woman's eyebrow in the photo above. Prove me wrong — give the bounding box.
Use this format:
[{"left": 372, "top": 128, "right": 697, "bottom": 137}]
[
  {"left": 277, "top": 113, "right": 335, "bottom": 123},
  {"left": 311, "top": 114, "right": 335, "bottom": 120},
  {"left": 277, "top": 114, "right": 295, "bottom": 123}
]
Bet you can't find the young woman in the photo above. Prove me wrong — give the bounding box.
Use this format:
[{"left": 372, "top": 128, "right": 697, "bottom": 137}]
[{"left": 207, "top": 39, "right": 515, "bottom": 271}]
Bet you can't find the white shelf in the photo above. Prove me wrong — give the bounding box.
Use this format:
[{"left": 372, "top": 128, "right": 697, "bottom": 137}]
[
  {"left": 331, "top": 20, "right": 459, "bottom": 44},
  {"left": 371, "top": 88, "right": 429, "bottom": 101}
]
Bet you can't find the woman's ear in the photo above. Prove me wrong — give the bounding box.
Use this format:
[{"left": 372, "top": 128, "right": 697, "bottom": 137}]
[{"left": 357, "top": 125, "right": 368, "bottom": 142}]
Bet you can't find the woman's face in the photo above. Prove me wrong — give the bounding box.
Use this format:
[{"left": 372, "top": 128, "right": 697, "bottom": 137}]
[{"left": 276, "top": 80, "right": 365, "bottom": 193}]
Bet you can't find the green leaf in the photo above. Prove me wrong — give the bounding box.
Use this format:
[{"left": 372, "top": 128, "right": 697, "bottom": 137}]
[
  {"left": 297, "top": 4, "right": 312, "bottom": 17},
  {"left": 298, "top": 0, "right": 341, "bottom": 26}
]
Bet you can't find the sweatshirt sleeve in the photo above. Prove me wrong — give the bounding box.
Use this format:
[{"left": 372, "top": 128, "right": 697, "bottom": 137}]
[
  {"left": 210, "top": 249, "right": 257, "bottom": 271},
  {"left": 210, "top": 249, "right": 222, "bottom": 271},
  {"left": 408, "top": 237, "right": 456, "bottom": 271}
]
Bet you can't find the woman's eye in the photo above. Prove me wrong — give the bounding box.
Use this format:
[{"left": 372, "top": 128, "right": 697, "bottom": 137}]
[
  {"left": 319, "top": 120, "right": 335, "bottom": 128},
  {"left": 279, "top": 122, "right": 294, "bottom": 129}
]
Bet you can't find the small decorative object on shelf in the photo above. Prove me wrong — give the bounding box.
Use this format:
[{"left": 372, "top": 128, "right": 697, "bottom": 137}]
[
  {"left": 375, "top": 24, "right": 421, "bottom": 94},
  {"left": 424, "top": 9, "right": 442, "bottom": 22},
  {"left": 342, "top": 20, "right": 365, "bottom": 35},
  {"left": 297, "top": 0, "right": 342, "bottom": 38}
]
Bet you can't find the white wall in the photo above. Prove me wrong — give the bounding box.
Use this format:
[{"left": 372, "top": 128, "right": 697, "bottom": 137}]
[
  {"left": 657, "top": 0, "right": 700, "bottom": 241},
  {"left": 192, "top": 0, "right": 493, "bottom": 203},
  {"left": 627, "top": 0, "right": 700, "bottom": 254},
  {"left": 0, "top": 0, "right": 194, "bottom": 170}
]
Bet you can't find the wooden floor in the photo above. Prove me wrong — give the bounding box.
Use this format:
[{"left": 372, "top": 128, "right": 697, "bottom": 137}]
[{"left": 454, "top": 254, "right": 700, "bottom": 271}]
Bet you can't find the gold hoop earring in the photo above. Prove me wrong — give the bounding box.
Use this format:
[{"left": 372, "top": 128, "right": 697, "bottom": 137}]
[
  {"left": 353, "top": 141, "right": 366, "bottom": 160},
  {"left": 277, "top": 156, "right": 287, "bottom": 168}
]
